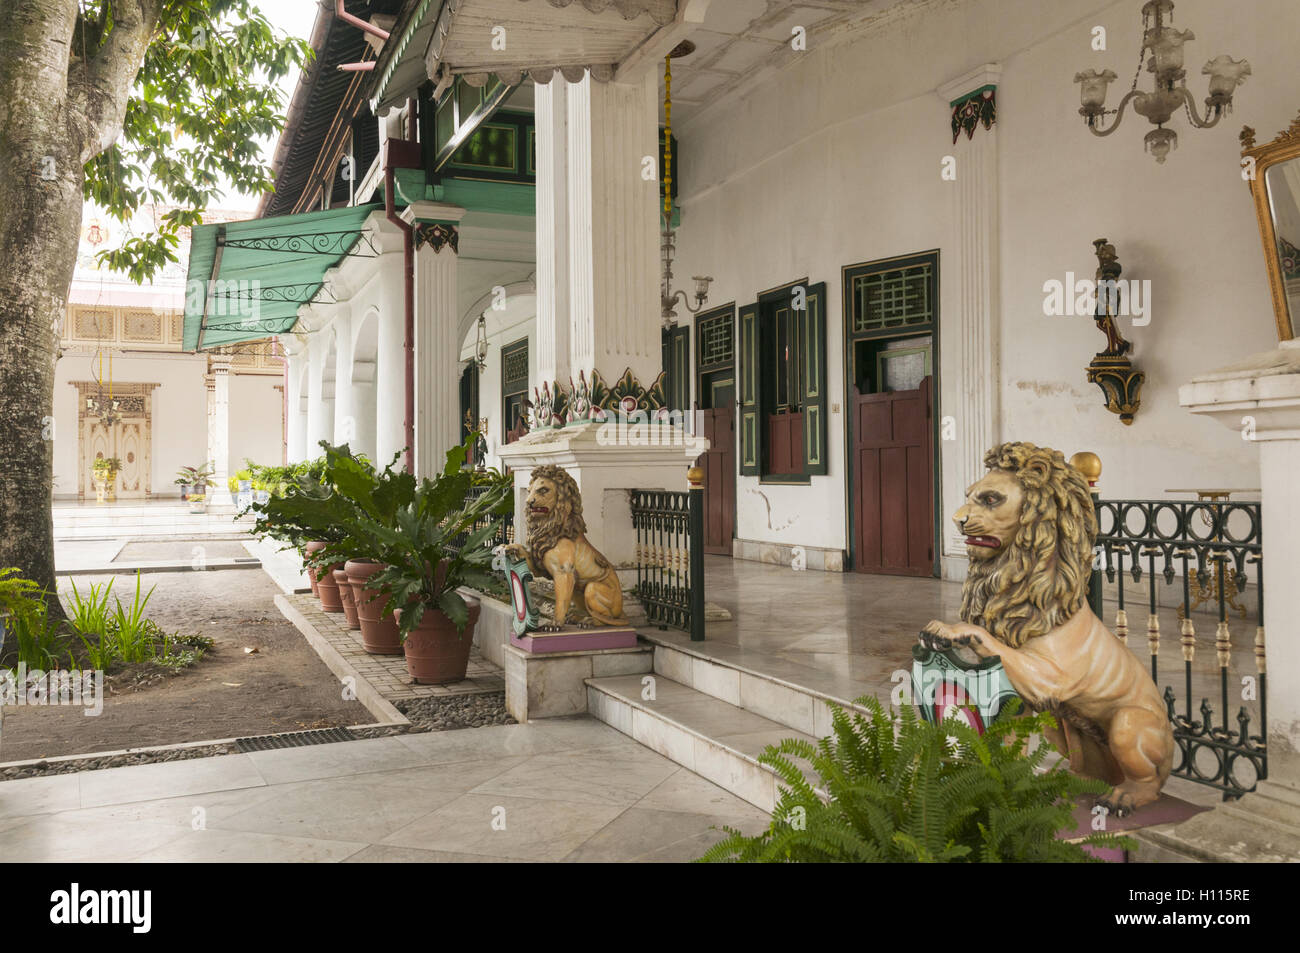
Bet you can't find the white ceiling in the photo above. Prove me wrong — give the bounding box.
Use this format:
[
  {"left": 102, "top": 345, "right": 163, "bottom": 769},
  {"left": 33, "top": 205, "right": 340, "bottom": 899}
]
[{"left": 665, "top": 0, "right": 924, "bottom": 122}]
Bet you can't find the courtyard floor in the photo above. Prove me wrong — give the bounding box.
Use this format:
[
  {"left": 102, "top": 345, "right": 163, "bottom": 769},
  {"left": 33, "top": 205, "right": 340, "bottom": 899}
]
[{"left": 0, "top": 717, "right": 768, "bottom": 862}]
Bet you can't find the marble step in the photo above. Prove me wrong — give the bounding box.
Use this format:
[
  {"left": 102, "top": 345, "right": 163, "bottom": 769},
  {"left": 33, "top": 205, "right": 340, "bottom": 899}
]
[
  {"left": 586, "top": 673, "right": 820, "bottom": 812},
  {"left": 645, "top": 637, "right": 873, "bottom": 739}
]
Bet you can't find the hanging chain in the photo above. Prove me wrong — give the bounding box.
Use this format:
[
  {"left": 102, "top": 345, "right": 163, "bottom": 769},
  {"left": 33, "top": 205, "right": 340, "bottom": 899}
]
[{"left": 663, "top": 54, "right": 672, "bottom": 220}]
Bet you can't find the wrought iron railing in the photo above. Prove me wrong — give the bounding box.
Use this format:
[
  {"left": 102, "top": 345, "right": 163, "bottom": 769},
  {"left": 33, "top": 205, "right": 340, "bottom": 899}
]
[
  {"left": 1094, "top": 498, "right": 1265, "bottom": 799},
  {"left": 447, "top": 483, "right": 514, "bottom": 556},
  {"left": 630, "top": 475, "right": 705, "bottom": 641}
]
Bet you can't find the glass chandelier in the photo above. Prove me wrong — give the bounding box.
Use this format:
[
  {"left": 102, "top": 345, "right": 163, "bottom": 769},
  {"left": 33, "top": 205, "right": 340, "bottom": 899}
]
[{"left": 1074, "top": 0, "right": 1249, "bottom": 163}]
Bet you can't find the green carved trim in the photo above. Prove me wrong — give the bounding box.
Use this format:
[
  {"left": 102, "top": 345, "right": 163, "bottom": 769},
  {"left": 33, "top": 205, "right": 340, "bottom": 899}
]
[
  {"left": 413, "top": 222, "right": 459, "bottom": 253},
  {"left": 950, "top": 85, "right": 997, "bottom": 144},
  {"left": 528, "top": 367, "right": 672, "bottom": 431}
]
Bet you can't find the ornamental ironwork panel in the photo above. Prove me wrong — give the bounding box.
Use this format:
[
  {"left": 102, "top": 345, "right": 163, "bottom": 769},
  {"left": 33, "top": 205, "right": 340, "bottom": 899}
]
[
  {"left": 1095, "top": 498, "right": 1265, "bottom": 799},
  {"left": 630, "top": 488, "right": 704, "bottom": 641},
  {"left": 446, "top": 484, "right": 514, "bottom": 558}
]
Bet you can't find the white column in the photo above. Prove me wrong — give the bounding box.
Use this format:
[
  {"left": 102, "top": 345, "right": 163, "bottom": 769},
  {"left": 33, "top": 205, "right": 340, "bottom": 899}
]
[
  {"left": 281, "top": 337, "right": 308, "bottom": 463},
  {"left": 566, "top": 72, "right": 661, "bottom": 387},
  {"left": 535, "top": 78, "right": 571, "bottom": 389},
  {"left": 209, "top": 356, "right": 233, "bottom": 504},
  {"left": 404, "top": 202, "right": 466, "bottom": 479},
  {"left": 331, "top": 309, "right": 357, "bottom": 448},
  {"left": 375, "top": 253, "right": 407, "bottom": 467},
  {"left": 304, "top": 331, "right": 330, "bottom": 456},
  {"left": 937, "top": 65, "right": 1001, "bottom": 576}
]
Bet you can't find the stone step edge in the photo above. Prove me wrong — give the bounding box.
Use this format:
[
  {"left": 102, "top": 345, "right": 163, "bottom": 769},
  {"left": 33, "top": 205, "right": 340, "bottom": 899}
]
[
  {"left": 641, "top": 635, "right": 876, "bottom": 734},
  {"left": 585, "top": 675, "right": 825, "bottom": 813}
]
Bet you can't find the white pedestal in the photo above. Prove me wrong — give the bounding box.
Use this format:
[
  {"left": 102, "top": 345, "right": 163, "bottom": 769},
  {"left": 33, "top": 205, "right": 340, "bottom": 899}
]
[
  {"left": 496, "top": 421, "right": 706, "bottom": 574},
  {"left": 1134, "top": 340, "right": 1300, "bottom": 861}
]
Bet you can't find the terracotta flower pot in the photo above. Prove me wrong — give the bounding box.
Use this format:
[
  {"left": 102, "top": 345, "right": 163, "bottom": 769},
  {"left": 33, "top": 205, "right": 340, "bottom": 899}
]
[
  {"left": 396, "top": 596, "right": 480, "bottom": 685},
  {"left": 345, "top": 559, "right": 402, "bottom": 655},
  {"left": 332, "top": 569, "right": 360, "bottom": 629},
  {"left": 303, "top": 541, "right": 326, "bottom": 597},
  {"left": 312, "top": 549, "right": 345, "bottom": 613}
]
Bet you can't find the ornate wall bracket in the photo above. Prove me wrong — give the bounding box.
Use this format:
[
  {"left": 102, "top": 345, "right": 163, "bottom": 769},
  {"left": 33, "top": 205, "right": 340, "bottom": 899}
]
[
  {"left": 1086, "top": 357, "right": 1145, "bottom": 425},
  {"left": 1085, "top": 238, "right": 1144, "bottom": 425}
]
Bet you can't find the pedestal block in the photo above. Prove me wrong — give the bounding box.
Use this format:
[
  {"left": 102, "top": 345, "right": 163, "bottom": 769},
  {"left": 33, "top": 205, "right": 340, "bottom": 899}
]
[
  {"left": 496, "top": 420, "right": 706, "bottom": 576},
  {"left": 1133, "top": 339, "right": 1300, "bottom": 861}
]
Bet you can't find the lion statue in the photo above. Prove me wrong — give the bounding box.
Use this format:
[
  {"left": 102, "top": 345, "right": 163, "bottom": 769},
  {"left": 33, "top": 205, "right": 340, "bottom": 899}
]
[
  {"left": 503, "top": 464, "right": 628, "bottom": 627},
  {"left": 920, "top": 441, "right": 1173, "bottom": 815}
]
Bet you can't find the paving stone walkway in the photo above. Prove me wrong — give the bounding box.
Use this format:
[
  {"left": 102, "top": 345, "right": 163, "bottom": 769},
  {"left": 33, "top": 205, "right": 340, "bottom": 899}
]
[
  {"left": 288, "top": 593, "right": 504, "bottom": 703},
  {"left": 0, "top": 717, "right": 770, "bottom": 862}
]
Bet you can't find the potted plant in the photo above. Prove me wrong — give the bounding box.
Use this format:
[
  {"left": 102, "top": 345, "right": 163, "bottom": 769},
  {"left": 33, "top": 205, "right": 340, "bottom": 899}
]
[
  {"left": 247, "top": 450, "right": 350, "bottom": 612},
  {"left": 175, "top": 463, "right": 214, "bottom": 500},
  {"left": 188, "top": 493, "right": 207, "bottom": 514},
  {"left": 362, "top": 442, "right": 510, "bottom": 684},
  {"left": 92, "top": 456, "right": 122, "bottom": 503}
]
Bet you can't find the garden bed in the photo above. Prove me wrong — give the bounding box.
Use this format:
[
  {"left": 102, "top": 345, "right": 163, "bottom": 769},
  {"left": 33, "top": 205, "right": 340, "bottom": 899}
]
[{"left": 0, "top": 568, "right": 375, "bottom": 762}]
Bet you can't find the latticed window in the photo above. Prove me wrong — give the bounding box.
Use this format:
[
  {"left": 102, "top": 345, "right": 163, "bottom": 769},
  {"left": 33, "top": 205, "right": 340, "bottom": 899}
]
[
  {"left": 851, "top": 261, "right": 933, "bottom": 334},
  {"left": 697, "top": 310, "right": 733, "bottom": 370}
]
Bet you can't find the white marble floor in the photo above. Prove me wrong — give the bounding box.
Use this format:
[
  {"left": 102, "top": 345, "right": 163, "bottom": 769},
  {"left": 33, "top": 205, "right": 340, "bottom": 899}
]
[{"left": 0, "top": 717, "right": 770, "bottom": 862}]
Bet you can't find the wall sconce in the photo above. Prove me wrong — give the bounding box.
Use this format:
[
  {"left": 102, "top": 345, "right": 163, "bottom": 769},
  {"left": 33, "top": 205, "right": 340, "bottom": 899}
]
[{"left": 1085, "top": 238, "right": 1145, "bottom": 425}]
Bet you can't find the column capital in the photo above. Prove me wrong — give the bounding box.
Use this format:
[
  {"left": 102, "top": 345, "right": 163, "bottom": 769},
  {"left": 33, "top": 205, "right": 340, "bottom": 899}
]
[
  {"left": 400, "top": 200, "right": 467, "bottom": 227},
  {"left": 938, "top": 63, "right": 1001, "bottom": 145},
  {"left": 937, "top": 63, "right": 1002, "bottom": 105}
]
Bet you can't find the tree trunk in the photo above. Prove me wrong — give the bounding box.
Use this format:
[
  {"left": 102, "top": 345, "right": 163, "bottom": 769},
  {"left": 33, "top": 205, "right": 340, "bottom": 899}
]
[{"left": 0, "top": 1, "right": 85, "bottom": 640}]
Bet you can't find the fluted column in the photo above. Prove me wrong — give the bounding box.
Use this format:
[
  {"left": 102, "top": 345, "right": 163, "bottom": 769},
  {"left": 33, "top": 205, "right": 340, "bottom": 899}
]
[
  {"left": 375, "top": 252, "right": 407, "bottom": 467},
  {"left": 404, "top": 202, "right": 466, "bottom": 479},
  {"left": 535, "top": 78, "right": 571, "bottom": 388},
  {"left": 937, "top": 65, "right": 1001, "bottom": 566},
  {"left": 566, "top": 72, "right": 661, "bottom": 387}
]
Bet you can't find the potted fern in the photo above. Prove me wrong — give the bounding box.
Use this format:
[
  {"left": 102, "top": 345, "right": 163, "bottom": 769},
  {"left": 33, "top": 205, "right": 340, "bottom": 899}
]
[{"left": 698, "top": 697, "right": 1135, "bottom": 863}]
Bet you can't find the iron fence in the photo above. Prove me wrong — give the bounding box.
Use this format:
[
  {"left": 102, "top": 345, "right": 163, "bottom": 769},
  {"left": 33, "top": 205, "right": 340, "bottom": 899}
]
[
  {"left": 630, "top": 480, "right": 705, "bottom": 641},
  {"left": 447, "top": 483, "right": 514, "bottom": 555},
  {"left": 1094, "top": 497, "right": 1265, "bottom": 799}
]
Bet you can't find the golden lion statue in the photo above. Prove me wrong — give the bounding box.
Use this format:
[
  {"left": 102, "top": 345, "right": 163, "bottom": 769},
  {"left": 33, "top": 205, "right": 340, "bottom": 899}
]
[
  {"left": 921, "top": 442, "right": 1174, "bottom": 815},
  {"left": 503, "top": 464, "right": 628, "bottom": 627}
]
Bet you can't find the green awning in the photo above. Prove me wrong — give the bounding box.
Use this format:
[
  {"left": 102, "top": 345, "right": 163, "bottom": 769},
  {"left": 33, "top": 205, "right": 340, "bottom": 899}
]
[{"left": 183, "top": 203, "right": 382, "bottom": 350}]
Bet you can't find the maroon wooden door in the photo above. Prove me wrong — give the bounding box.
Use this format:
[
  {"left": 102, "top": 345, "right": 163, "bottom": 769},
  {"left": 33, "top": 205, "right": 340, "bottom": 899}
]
[
  {"left": 852, "top": 375, "right": 933, "bottom": 575},
  {"left": 700, "top": 406, "right": 735, "bottom": 555}
]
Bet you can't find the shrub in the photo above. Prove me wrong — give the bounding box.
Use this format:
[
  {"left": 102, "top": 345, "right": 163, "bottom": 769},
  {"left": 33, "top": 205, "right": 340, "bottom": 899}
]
[{"left": 697, "top": 697, "right": 1133, "bottom": 863}]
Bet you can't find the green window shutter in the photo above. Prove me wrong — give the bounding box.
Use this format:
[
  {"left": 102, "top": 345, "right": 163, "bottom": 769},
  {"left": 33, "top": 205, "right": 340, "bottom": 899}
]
[
  {"left": 661, "top": 324, "right": 689, "bottom": 413},
  {"left": 738, "top": 302, "right": 761, "bottom": 476},
  {"left": 799, "top": 282, "right": 828, "bottom": 475}
]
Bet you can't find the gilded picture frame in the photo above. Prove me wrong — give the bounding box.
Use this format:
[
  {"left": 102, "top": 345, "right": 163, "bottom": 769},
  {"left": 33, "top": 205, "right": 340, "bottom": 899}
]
[{"left": 1241, "top": 110, "right": 1300, "bottom": 341}]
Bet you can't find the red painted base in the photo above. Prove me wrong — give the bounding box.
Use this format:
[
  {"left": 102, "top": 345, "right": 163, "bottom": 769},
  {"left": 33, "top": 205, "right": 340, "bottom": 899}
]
[{"left": 510, "top": 626, "right": 638, "bottom": 654}]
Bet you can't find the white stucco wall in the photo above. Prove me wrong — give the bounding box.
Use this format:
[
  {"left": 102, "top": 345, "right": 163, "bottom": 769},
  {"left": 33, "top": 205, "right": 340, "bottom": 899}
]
[
  {"left": 668, "top": 0, "right": 1295, "bottom": 569},
  {"left": 229, "top": 374, "right": 285, "bottom": 472},
  {"left": 54, "top": 351, "right": 207, "bottom": 499}
]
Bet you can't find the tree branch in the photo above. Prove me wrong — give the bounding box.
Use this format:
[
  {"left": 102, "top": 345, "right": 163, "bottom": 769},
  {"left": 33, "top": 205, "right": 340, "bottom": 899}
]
[{"left": 68, "top": 0, "right": 163, "bottom": 163}]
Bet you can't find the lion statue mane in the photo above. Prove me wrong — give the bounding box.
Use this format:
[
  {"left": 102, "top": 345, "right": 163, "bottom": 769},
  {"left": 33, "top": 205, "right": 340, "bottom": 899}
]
[
  {"left": 511, "top": 464, "right": 626, "bottom": 626},
  {"left": 524, "top": 465, "right": 610, "bottom": 578},
  {"left": 960, "top": 442, "right": 1097, "bottom": 649}
]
